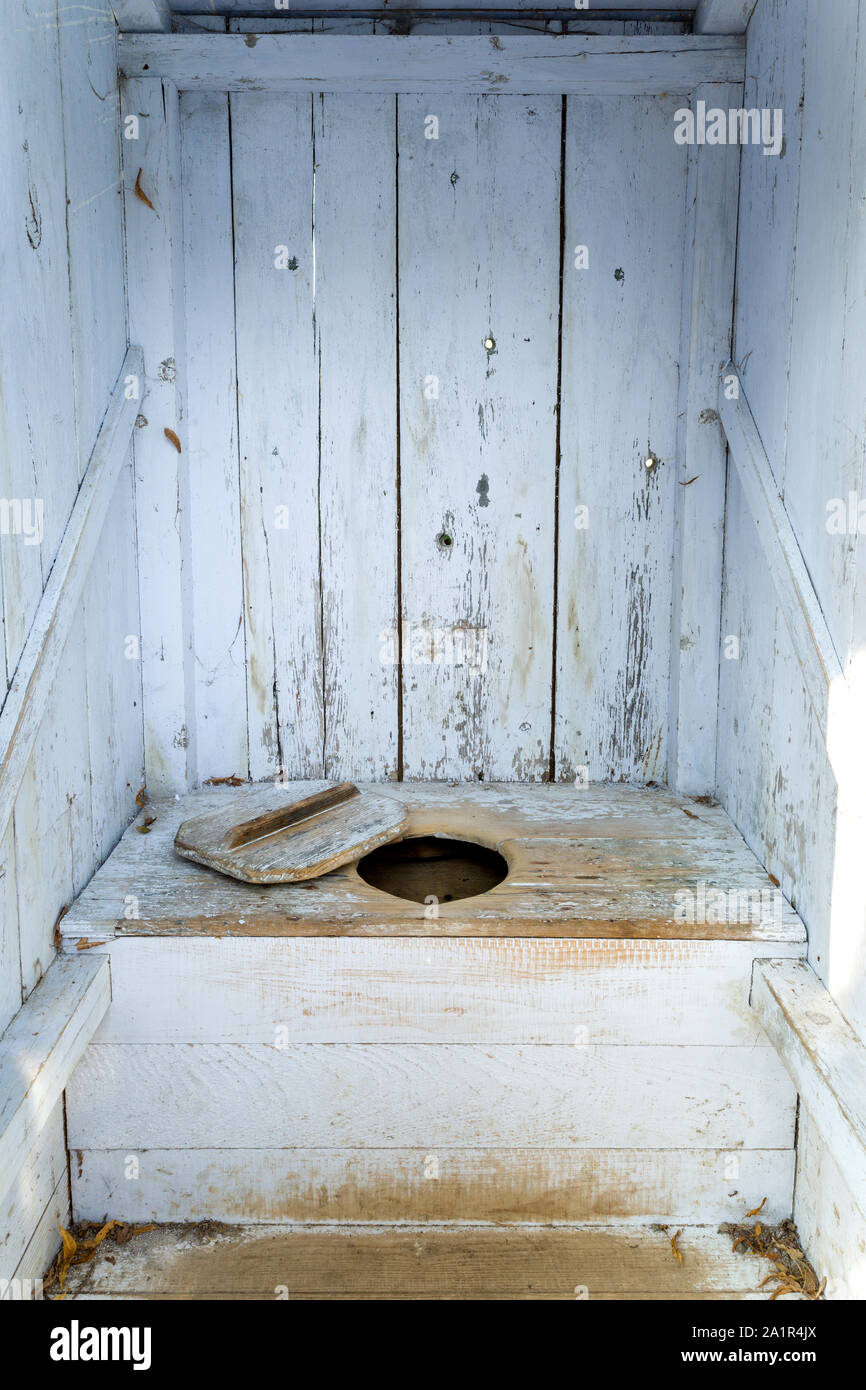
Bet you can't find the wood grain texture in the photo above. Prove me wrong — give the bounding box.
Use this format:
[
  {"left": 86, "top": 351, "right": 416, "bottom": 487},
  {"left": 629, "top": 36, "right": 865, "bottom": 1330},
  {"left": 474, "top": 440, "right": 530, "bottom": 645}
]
[
  {"left": 231, "top": 92, "right": 323, "bottom": 780},
  {"left": 398, "top": 94, "right": 559, "bottom": 780},
  {"left": 751, "top": 959, "right": 866, "bottom": 1203},
  {"left": 715, "top": 0, "right": 866, "bottom": 1046},
  {"left": 111, "top": 0, "right": 171, "bottom": 28},
  {"left": 59, "top": 5, "right": 145, "bottom": 877},
  {"left": 117, "top": 34, "right": 746, "bottom": 93},
  {"left": 65, "top": 1041, "right": 796, "bottom": 1150},
  {"left": 719, "top": 365, "right": 845, "bottom": 741},
  {"left": 794, "top": 1107, "right": 866, "bottom": 1302},
  {"left": 60, "top": 782, "right": 805, "bottom": 941},
  {"left": 90, "top": 936, "right": 803, "bottom": 1046},
  {"left": 315, "top": 93, "right": 399, "bottom": 780},
  {"left": 556, "top": 94, "right": 686, "bottom": 784},
  {"left": 71, "top": 1146, "right": 795, "bottom": 1227},
  {"left": 121, "top": 77, "right": 197, "bottom": 792},
  {"left": 0, "top": 347, "right": 143, "bottom": 849},
  {"left": 174, "top": 783, "right": 408, "bottom": 882},
  {"left": 59, "top": 1222, "right": 782, "bottom": 1300},
  {"left": 0, "top": 956, "right": 110, "bottom": 1206},
  {"left": 174, "top": 0, "right": 698, "bottom": 11},
  {"left": 0, "top": 830, "right": 19, "bottom": 1034},
  {"left": 1, "top": 1103, "right": 65, "bottom": 1281},
  {"left": 668, "top": 82, "right": 741, "bottom": 794},
  {"left": 11, "top": 1172, "right": 67, "bottom": 1290},
  {"left": 0, "top": 0, "right": 91, "bottom": 1002},
  {"left": 180, "top": 90, "right": 249, "bottom": 784},
  {"left": 715, "top": 0, "right": 836, "bottom": 974},
  {"left": 694, "top": 0, "right": 758, "bottom": 32}
]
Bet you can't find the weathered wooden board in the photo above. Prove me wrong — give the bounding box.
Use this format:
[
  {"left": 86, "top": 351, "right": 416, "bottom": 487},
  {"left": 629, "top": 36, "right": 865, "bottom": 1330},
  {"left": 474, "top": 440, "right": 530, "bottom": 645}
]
[
  {"left": 175, "top": 783, "right": 408, "bottom": 882},
  {"left": 398, "top": 95, "right": 560, "bottom": 779},
  {"left": 71, "top": 1145, "right": 794, "bottom": 1228},
  {"left": 315, "top": 94, "right": 399, "bottom": 780},
  {"left": 90, "top": 937, "right": 802, "bottom": 1046},
  {"left": 694, "top": 0, "right": 758, "bottom": 32},
  {"left": 9, "top": 1173, "right": 66, "bottom": 1290},
  {"left": 0, "top": 830, "right": 19, "bottom": 1035},
  {"left": 715, "top": 0, "right": 836, "bottom": 968},
  {"left": 0, "top": 1103, "right": 65, "bottom": 1282},
  {"left": 669, "top": 82, "right": 741, "bottom": 794},
  {"left": 716, "top": 0, "right": 866, "bottom": 1042},
  {"left": 175, "top": 1, "right": 698, "bottom": 11},
  {"left": 59, "top": 1223, "right": 780, "bottom": 1300},
  {"left": 66, "top": 1042, "right": 796, "bottom": 1149},
  {"left": 556, "top": 94, "right": 686, "bottom": 784},
  {"left": 0, "top": 956, "right": 111, "bottom": 1206},
  {"left": 794, "top": 1108, "right": 866, "bottom": 1302},
  {"left": 61, "top": 782, "right": 805, "bottom": 941},
  {"left": 231, "top": 92, "right": 323, "bottom": 780},
  {"left": 12, "top": 639, "right": 90, "bottom": 992},
  {"left": 0, "top": 0, "right": 91, "bottom": 1001},
  {"left": 0, "top": 348, "right": 143, "bottom": 853},
  {"left": 0, "top": 0, "right": 76, "bottom": 672},
  {"left": 121, "top": 77, "right": 197, "bottom": 792},
  {"left": 117, "top": 34, "right": 746, "bottom": 94},
  {"left": 752, "top": 959, "right": 866, "bottom": 1204},
  {"left": 784, "top": 0, "right": 862, "bottom": 670},
  {"left": 180, "top": 90, "right": 249, "bottom": 784},
  {"left": 59, "top": 6, "right": 144, "bottom": 878},
  {"left": 720, "top": 369, "right": 845, "bottom": 742}
]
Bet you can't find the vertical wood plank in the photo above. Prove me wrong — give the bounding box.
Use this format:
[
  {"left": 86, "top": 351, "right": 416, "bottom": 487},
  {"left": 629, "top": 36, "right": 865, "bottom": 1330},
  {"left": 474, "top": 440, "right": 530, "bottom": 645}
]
[
  {"left": 669, "top": 81, "right": 741, "bottom": 794},
  {"left": 314, "top": 95, "right": 399, "bottom": 780},
  {"left": 14, "top": 642, "right": 90, "bottom": 995},
  {"left": 715, "top": 0, "right": 834, "bottom": 952},
  {"left": 0, "top": 0, "right": 90, "bottom": 993},
  {"left": 180, "top": 91, "right": 248, "bottom": 782},
  {"left": 60, "top": 1, "right": 145, "bottom": 869},
  {"left": 230, "top": 92, "right": 323, "bottom": 780},
  {"left": 121, "top": 77, "right": 196, "bottom": 794},
  {"left": 784, "top": 0, "right": 862, "bottom": 663},
  {"left": 556, "top": 95, "right": 687, "bottom": 784},
  {"left": 398, "top": 94, "right": 560, "bottom": 780},
  {"left": 0, "top": 0, "right": 77, "bottom": 668},
  {"left": 0, "top": 829, "right": 19, "bottom": 1033}
]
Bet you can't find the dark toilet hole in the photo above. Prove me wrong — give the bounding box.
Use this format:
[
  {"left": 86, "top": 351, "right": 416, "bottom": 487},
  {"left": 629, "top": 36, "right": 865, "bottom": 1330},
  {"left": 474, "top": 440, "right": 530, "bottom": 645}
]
[{"left": 356, "top": 835, "right": 508, "bottom": 904}]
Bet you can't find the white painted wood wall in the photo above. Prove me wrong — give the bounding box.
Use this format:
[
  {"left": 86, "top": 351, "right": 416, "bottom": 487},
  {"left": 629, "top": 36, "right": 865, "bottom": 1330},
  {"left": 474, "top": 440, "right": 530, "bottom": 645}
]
[
  {"left": 122, "top": 15, "right": 742, "bottom": 795},
  {"left": 0, "top": 2, "right": 144, "bottom": 1283},
  {"left": 716, "top": 0, "right": 866, "bottom": 1298}
]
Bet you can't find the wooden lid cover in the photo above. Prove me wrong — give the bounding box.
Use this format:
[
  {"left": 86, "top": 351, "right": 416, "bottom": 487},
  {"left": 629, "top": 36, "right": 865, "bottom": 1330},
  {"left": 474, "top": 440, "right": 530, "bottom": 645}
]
[{"left": 174, "top": 781, "right": 408, "bottom": 884}]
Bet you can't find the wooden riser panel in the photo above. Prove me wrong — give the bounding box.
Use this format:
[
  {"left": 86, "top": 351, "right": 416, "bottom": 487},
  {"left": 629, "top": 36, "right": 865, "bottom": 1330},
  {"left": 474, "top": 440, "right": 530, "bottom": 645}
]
[
  {"left": 66, "top": 1043, "right": 795, "bottom": 1150},
  {"left": 89, "top": 937, "right": 805, "bottom": 1046},
  {"left": 71, "top": 1146, "right": 794, "bottom": 1228}
]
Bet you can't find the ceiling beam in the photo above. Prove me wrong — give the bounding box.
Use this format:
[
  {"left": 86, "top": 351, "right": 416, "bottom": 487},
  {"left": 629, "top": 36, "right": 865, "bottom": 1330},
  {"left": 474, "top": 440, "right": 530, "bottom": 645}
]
[{"left": 117, "top": 32, "right": 745, "bottom": 93}]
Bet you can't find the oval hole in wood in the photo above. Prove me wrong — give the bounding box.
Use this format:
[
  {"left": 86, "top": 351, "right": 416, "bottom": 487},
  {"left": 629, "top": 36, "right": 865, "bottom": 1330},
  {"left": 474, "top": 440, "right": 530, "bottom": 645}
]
[{"left": 356, "top": 836, "right": 507, "bottom": 904}]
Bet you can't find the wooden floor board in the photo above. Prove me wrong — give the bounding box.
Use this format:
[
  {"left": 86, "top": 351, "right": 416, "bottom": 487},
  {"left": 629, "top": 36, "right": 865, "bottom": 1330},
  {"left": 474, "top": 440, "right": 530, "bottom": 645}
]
[{"left": 60, "top": 1223, "right": 800, "bottom": 1301}]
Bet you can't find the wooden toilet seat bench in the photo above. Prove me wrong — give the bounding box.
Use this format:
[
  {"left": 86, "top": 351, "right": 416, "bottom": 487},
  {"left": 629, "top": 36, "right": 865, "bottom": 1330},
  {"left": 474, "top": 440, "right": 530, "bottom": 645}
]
[{"left": 59, "top": 782, "right": 806, "bottom": 1230}]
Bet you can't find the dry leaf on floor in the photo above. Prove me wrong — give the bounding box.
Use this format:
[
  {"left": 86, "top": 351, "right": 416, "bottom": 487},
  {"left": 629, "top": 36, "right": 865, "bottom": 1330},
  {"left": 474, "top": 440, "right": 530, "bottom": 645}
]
[
  {"left": 721, "top": 1214, "right": 823, "bottom": 1301},
  {"left": 670, "top": 1229, "right": 684, "bottom": 1264}
]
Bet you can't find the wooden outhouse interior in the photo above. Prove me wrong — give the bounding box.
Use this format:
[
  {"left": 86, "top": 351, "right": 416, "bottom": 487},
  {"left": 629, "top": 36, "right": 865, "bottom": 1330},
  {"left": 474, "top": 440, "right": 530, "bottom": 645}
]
[{"left": 1, "top": 0, "right": 865, "bottom": 1302}]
